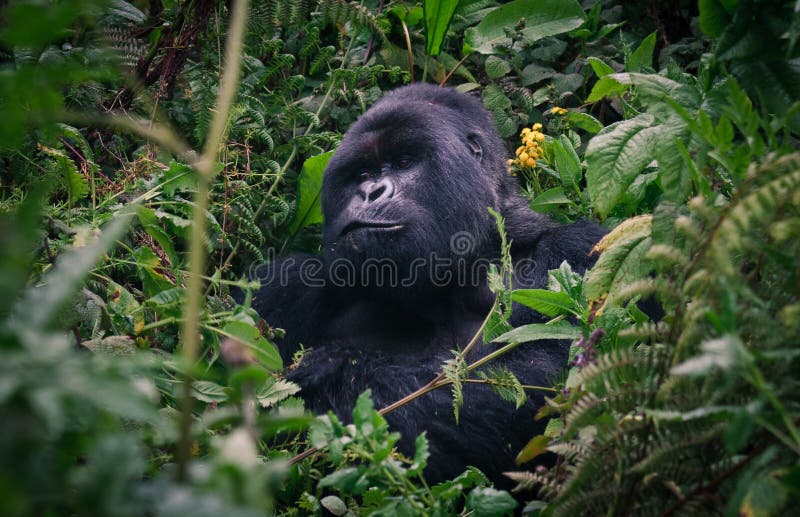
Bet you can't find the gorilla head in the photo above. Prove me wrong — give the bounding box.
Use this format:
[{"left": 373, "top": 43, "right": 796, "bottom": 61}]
[
  {"left": 321, "top": 84, "right": 516, "bottom": 285},
  {"left": 253, "top": 83, "right": 607, "bottom": 487}
]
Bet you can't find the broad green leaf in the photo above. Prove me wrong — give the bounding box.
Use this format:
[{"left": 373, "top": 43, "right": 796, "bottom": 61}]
[
  {"left": 466, "top": 487, "right": 518, "bottom": 516},
  {"left": 493, "top": 321, "right": 580, "bottom": 343},
  {"left": 511, "top": 289, "right": 577, "bottom": 317},
  {"left": 553, "top": 135, "right": 581, "bottom": 189},
  {"left": 587, "top": 56, "right": 614, "bottom": 78},
  {"left": 586, "top": 114, "right": 659, "bottom": 218},
  {"left": 627, "top": 31, "right": 656, "bottom": 72},
  {"left": 464, "top": 0, "right": 585, "bottom": 55},
  {"left": 740, "top": 471, "right": 788, "bottom": 517},
  {"left": 484, "top": 55, "right": 511, "bottom": 79},
  {"left": 423, "top": 0, "right": 460, "bottom": 57},
  {"left": 567, "top": 111, "right": 603, "bottom": 133},
  {"left": 192, "top": 380, "right": 229, "bottom": 403},
  {"left": 516, "top": 434, "right": 550, "bottom": 464},
  {"left": 655, "top": 130, "right": 692, "bottom": 203},
  {"left": 586, "top": 75, "right": 628, "bottom": 102},
  {"left": 584, "top": 215, "right": 652, "bottom": 304},
  {"left": 520, "top": 63, "right": 558, "bottom": 86},
  {"left": 287, "top": 151, "right": 333, "bottom": 235},
  {"left": 320, "top": 495, "right": 349, "bottom": 516},
  {"left": 530, "top": 187, "right": 571, "bottom": 212},
  {"left": 698, "top": 0, "right": 732, "bottom": 37},
  {"left": 221, "top": 321, "right": 282, "bottom": 371}
]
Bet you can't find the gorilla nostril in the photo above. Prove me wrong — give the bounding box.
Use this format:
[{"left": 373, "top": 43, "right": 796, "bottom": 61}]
[
  {"left": 360, "top": 178, "right": 394, "bottom": 204},
  {"left": 368, "top": 184, "right": 386, "bottom": 202}
]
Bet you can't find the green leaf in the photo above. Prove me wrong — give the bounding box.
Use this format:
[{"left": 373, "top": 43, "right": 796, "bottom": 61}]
[
  {"left": 493, "top": 321, "right": 580, "bottom": 343},
  {"left": 516, "top": 434, "right": 550, "bottom": 464},
  {"left": 567, "top": 111, "right": 603, "bottom": 133},
  {"left": 520, "top": 63, "right": 558, "bottom": 86},
  {"left": 409, "top": 433, "right": 429, "bottom": 476},
  {"left": 698, "top": 0, "right": 732, "bottom": 38},
  {"left": 585, "top": 114, "right": 659, "bottom": 218},
  {"left": 530, "top": 187, "right": 571, "bottom": 213},
  {"left": 320, "top": 495, "right": 349, "bottom": 516},
  {"left": 136, "top": 206, "right": 179, "bottom": 268},
  {"left": 423, "top": 0, "right": 460, "bottom": 56},
  {"left": 586, "top": 75, "right": 628, "bottom": 102},
  {"left": 465, "top": 0, "right": 585, "bottom": 55},
  {"left": 584, "top": 214, "right": 652, "bottom": 303},
  {"left": 553, "top": 135, "right": 581, "bottom": 189},
  {"left": 161, "top": 161, "right": 197, "bottom": 196},
  {"left": 466, "top": 487, "right": 518, "bottom": 516},
  {"left": 512, "top": 289, "right": 577, "bottom": 317},
  {"left": 587, "top": 56, "right": 614, "bottom": 78},
  {"left": 627, "top": 31, "right": 657, "bottom": 72},
  {"left": 286, "top": 151, "right": 332, "bottom": 236},
  {"left": 221, "top": 321, "right": 282, "bottom": 371},
  {"left": 740, "top": 472, "right": 788, "bottom": 517},
  {"left": 192, "top": 381, "right": 229, "bottom": 403},
  {"left": 256, "top": 377, "right": 301, "bottom": 408},
  {"left": 485, "top": 55, "right": 511, "bottom": 79}
]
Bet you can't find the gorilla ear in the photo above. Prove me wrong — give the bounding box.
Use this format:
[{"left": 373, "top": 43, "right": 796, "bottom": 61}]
[{"left": 466, "top": 134, "right": 483, "bottom": 162}]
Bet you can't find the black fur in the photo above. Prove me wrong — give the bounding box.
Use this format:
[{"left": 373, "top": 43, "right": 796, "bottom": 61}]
[{"left": 252, "top": 84, "right": 607, "bottom": 486}]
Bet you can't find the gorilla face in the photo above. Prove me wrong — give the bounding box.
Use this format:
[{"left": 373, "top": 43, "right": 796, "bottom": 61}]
[{"left": 321, "top": 86, "right": 506, "bottom": 286}]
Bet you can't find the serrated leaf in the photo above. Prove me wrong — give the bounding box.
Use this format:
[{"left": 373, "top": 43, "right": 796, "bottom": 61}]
[
  {"left": 627, "top": 31, "right": 656, "bottom": 72},
  {"left": 485, "top": 55, "right": 511, "bottom": 79},
  {"left": 553, "top": 135, "right": 581, "bottom": 189},
  {"left": 287, "top": 151, "right": 332, "bottom": 236},
  {"left": 161, "top": 161, "right": 197, "bottom": 196},
  {"left": 409, "top": 433, "right": 429, "bottom": 476},
  {"left": 493, "top": 321, "right": 580, "bottom": 344},
  {"left": 516, "top": 434, "right": 550, "bottom": 464},
  {"left": 82, "top": 335, "right": 137, "bottom": 355},
  {"left": 586, "top": 114, "right": 659, "bottom": 218},
  {"left": 256, "top": 378, "right": 301, "bottom": 408},
  {"left": 512, "top": 289, "right": 577, "bottom": 317},
  {"left": 584, "top": 218, "right": 652, "bottom": 305},
  {"left": 465, "top": 0, "right": 584, "bottom": 55}
]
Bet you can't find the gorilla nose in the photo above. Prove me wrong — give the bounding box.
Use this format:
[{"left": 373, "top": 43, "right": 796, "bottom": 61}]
[{"left": 358, "top": 177, "right": 394, "bottom": 205}]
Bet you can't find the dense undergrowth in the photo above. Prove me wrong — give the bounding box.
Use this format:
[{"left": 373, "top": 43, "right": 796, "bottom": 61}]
[{"left": 1, "top": 0, "right": 799, "bottom": 515}]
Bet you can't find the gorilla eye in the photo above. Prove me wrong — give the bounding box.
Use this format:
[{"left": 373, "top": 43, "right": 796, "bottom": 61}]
[{"left": 396, "top": 158, "right": 411, "bottom": 169}]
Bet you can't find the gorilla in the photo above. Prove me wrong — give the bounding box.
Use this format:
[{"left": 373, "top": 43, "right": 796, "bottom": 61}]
[{"left": 252, "top": 83, "right": 606, "bottom": 485}]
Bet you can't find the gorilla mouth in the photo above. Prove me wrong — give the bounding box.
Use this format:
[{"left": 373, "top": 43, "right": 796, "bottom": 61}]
[{"left": 340, "top": 221, "right": 405, "bottom": 236}]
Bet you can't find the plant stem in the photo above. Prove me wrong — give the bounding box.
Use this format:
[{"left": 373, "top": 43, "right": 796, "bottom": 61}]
[{"left": 175, "top": 0, "right": 250, "bottom": 482}]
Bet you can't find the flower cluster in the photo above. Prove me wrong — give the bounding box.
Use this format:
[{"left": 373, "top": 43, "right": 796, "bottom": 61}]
[
  {"left": 549, "top": 106, "right": 568, "bottom": 116},
  {"left": 507, "top": 123, "right": 545, "bottom": 172}
]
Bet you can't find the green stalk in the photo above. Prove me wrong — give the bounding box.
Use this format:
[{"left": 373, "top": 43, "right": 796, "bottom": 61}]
[{"left": 175, "top": 0, "right": 250, "bottom": 482}]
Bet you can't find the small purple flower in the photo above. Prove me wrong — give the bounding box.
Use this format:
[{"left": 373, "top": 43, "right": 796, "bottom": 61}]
[{"left": 572, "top": 328, "right": 606, "bottom": 369}]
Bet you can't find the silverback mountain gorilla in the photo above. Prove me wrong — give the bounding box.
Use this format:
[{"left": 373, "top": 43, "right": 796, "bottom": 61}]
[{"left": 252, "top": 84, "right": 606, "bottom": 485}]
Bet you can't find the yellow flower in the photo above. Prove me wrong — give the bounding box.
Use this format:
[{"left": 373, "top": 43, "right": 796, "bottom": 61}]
[
  {"left": 535, "top": 132, "right": 545, "bottom": 142},
  {"left": 519, "top": 152, "right": 529, "bottom": 162},
  {"left": 550, "top": 106, "right": 568, "bottom": 115},
  {"left": 526, "top": 158, "right": 536, "bottom": 168},
  {"left": 521, "top": 128, "right": 531, "bottom": 135},
  {"left": 516, "top": 146, "right": 524, "bottom": 156},
  {"left": 532, "top": 123, "right": 542, "bottom": 130}
]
